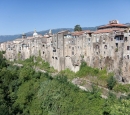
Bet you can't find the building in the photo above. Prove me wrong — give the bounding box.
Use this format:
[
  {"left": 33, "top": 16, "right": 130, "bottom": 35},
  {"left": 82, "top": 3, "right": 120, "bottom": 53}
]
[{"left": 1, "top": 20, "right": 130, "bottom": 83}]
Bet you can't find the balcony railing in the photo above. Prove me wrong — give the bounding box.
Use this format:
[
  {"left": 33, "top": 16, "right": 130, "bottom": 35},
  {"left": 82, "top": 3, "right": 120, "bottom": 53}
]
[{"left": 115, "top": 40, "right": 124, "bottom": 43}]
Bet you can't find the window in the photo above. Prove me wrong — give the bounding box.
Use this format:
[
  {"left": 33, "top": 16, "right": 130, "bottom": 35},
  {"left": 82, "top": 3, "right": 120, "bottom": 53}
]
[
  {"left": 43, "top": 51, "right": 44, "bottom": 54},
  {"left": 127, "top": 46, "right": 130, "bottom": 50},
  {"left": 104, "top": 45, "right": 107, "bottom": 49},
  {"left": 72, "top": 47, "right": 74, "bottom": 50},
  {"left": 124, "top": 37, "right": 127, "bottom": 41},
  {"left": 55, "top": 57, "right": 58, "bottom": 60},
  {"left": 116, "top": 43, "right": 118, "bottom": 47},
  {"left": 127, "top": 55, "right": 129, "bottom": 59},
  {"left": 115, "top": 36, "right": 123, "bottom": 40},
  {"left": 72, "top": 51, "right": 74, "bottom": 55},
  {"left": 69, "top": 46, "right": 71, "bottom": 48}
]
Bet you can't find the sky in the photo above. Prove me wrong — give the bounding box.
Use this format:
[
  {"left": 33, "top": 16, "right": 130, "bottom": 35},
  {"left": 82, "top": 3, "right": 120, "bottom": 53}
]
[{"left": 0, "top": 0, "right": 130, "bottom": 35}]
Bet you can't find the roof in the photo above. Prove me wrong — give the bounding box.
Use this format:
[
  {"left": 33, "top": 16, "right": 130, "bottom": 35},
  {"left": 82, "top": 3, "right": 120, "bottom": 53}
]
[
  {"left": 98, "top": 23, "right": 128, "bottom": 29},
  {"left": 58, "top": 30, "right": 69, "bottom": 34},
  {"left": 93, "top": 28, "right": 124, "bottom": 34},
  {"left": 27, "top": 37, "right": 34, "bottom": 39},
  {"left": 71, "top": 30, "right": 92, "bottom": 36}
]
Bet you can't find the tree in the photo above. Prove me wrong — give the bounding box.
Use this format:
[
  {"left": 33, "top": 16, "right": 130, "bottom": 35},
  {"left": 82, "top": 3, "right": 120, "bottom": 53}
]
[
  {"left": 74, "top": 25, "right": 82, "bottom": 31},
  {"left": 107, "top": 76, "right": 116, "bottom": 90}
]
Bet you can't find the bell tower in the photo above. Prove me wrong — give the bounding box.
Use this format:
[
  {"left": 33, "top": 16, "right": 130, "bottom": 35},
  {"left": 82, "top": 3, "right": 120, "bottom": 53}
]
[{"left": 22, "top": 33, "right": 26, "bottom": 39}]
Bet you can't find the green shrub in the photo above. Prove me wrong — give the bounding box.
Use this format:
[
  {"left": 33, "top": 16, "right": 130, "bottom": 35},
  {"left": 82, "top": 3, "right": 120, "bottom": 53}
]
[
  {"left": 107, "top": 76, "right": 116, "bottom": 90},
  {"left": 113, "top": 83, "right": 130, "bottom": 93},
  {"left": 60, "top": 68, "right": 75, "bottom": 79}
]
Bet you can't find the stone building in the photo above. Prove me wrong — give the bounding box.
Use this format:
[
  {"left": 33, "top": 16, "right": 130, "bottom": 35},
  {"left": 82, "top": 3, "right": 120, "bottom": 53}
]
[{"left": 1, "top": 20, "right": 130, "bottom": 83}]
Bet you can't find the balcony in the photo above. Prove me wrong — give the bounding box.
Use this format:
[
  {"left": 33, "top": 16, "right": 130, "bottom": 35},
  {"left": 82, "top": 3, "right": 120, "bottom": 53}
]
[{"left": 115, "top": 40, "right": 124, "bottom": 43}]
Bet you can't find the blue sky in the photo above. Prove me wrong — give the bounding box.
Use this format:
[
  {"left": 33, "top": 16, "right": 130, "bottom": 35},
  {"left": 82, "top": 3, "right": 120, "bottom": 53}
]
[{"left": 0, "top": 0, "right": 130, "bottom": 35}]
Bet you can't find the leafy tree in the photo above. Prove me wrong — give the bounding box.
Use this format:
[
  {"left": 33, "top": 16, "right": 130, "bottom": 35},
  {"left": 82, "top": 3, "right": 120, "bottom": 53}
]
[
  {"left": 74, "top": 25, "right": 82, "bottom": 31},
  {"left": 0, "top": 51, "right": 130, "bottom": 115},
  {"left": 107, "top": 76, "right": 116, "bottom": 90}
]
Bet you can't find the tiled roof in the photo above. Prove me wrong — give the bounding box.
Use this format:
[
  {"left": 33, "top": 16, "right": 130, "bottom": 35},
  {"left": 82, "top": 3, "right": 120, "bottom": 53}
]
[
  {"left": 98, "top": 23, "right": 128, "bottom": 29},
  {"left": 93, "top": 28, "right": 124, "bottom": 34},
  {"left": 71, "top": 30, "right": 92, "bottom": 36}
]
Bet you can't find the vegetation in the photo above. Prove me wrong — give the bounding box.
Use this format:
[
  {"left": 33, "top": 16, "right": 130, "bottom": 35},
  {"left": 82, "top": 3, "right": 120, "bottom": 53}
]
[
  {"left": 74, "top": 25, "right": 82, "bottom": 31},
  {"left": 60, "top": 68, "right": 75, "bottom": 80},
  {"left": 76, "top": 61, "right": 113, "bottom": 87},
  {"left": 16, "top": 56, "right": 56, "bottom": 73},
  {"left": 0, "top": 52, "right": 130, "bottom": 115},
  {"left": 107, "top": 76, "right": 116, "bottom": 90},
  {"left": 115, "top": 48, "right": 118, "bottom": 52},
  {"left": 60, "top": 61, "right": 130, "bottom": 93},
  {"left": 113, "top": 83, "right": 130, "bottom": 93}
]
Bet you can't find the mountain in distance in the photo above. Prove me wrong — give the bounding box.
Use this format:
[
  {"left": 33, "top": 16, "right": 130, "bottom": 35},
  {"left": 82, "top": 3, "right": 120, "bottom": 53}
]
[
  {"left": 0, "top": 27, "right": 97, "bottom": 43},
  {"left": 1, "top": 22, "right": 129, "bottom": 43},
  {"left": 125, "top": 23, "right": 130, "bottom": 27}
]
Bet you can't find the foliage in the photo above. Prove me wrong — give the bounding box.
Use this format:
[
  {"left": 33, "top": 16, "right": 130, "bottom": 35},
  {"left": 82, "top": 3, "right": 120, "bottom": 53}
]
[
  {"left": 0, "top": 52, "right": 7, "bottom": 69},
  {"left": 1, "top": 51, "right": 6, "bottom": 54},
  {"left": 113, "top": 83, "right": 130, "bottom": 93},
  {"left": 107, "top": 76, "right": 116, "bottom": 90},
  {"left": 110, "top": 99, "right": 130, "bottom": 115},
  {"left": 16, "top": 56, "right": 56, "bottom": 73},
  {"left": 76, "top": 61, "right": 99, "bottom": 77},
  {"left": 60, "top": 68, "right": 76, "bottom": 79},
  {"left": 74, "top": 25, "right": 82, "bottom": 31},
  {"left": 76, "top": 61, "right": 113, "bottom": 84},
  {"left": 0, "top": 52, "right": 130, "bottom": 115},
  {"left": 115, "top": 48, "right": 118, "bottom": 52}
]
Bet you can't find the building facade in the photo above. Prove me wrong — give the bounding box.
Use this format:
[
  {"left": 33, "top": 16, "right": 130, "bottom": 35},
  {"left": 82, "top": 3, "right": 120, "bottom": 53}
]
[{"left": 1, "top": 20, "right": 130, "bottom": 83}]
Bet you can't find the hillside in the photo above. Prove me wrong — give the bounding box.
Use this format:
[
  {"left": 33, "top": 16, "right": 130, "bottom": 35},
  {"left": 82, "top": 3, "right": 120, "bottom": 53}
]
[{"left": 0, "top": 52, "right": 130, "bottom": 115}]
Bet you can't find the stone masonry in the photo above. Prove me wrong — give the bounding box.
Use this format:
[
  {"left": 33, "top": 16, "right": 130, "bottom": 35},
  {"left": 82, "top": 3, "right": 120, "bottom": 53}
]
[{"left": 1, "top": 20, "right": 130, "bottom": 83}]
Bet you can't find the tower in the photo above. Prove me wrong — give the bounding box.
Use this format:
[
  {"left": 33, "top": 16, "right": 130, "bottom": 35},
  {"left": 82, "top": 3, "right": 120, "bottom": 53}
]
[
  {"left": 22, "top": 33, "right": 26, "bottom": 39},
  {"left": 49, "top": 29, "right": 52, "bottom": 35},
  {"left": 33, "top": 29, "right": 38, "bottom": 37}
]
